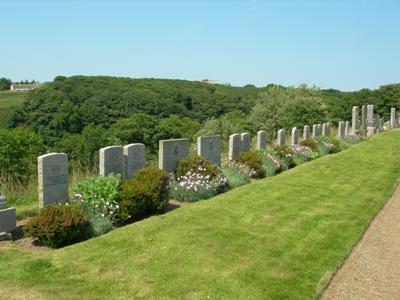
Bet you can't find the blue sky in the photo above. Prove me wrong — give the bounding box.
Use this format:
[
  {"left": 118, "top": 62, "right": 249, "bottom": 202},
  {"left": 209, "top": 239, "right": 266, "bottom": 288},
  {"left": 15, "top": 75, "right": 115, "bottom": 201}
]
[{"left": 1, "top": 0, "right": 399, "bottom": 91}]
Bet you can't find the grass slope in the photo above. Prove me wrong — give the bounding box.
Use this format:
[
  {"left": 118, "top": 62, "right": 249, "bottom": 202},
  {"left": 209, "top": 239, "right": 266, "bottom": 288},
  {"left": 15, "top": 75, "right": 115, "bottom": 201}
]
[{"left": 1, "top": 130, "right": 400, "bottom": 299}]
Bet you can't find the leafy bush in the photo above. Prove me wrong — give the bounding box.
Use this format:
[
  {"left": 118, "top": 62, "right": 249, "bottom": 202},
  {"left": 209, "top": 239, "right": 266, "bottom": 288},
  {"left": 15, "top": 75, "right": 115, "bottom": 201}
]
[
  {"left": 299, "top": 139, "right": 318, "bottom": 151},
  {"left": 314, "top": 136, "right": 340, "bottom": 155},
  {"left": 343, "top": 134, "right": 362, "bottom": 146},
  {"left": 237, "top": 151, "right": 265, "bottom": 178},
  {"left": 256, "top": 150, "right": 281, "bottom": 177},
  {"left": 291, "top": 145, "right": 313, "bottom": 165},
  {"left": 120, "top": 167, "right": 169, "bottom": 222},
  {"left": 169, "top": 172, "right": 227, "bottom": 202},
  {"left": 176, "top": 155, "right": 220, "bottom": 180},
  {"left": 221, "top": 161, "right": 251, "bottom": 188},
  {"left": 0, "top": 127, "right": 45, "bottom": 182},
  {"left": 73, "top": 174, "right": 122, "bottom": 222},
  {"left": 271, "top": 145, "right": 295, "bottom": 170},
  {"left": 25, "top": 205, "right": 88, "bottom": 248}
]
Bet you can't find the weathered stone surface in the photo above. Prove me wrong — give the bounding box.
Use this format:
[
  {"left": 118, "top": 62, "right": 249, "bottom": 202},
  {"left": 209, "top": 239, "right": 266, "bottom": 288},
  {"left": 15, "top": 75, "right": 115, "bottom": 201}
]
[
  {"left": 241, "top": 132, "right": 251, "bottom": 152},
  {"left": 228, "top": 134, "right": 241, "bottom": 160},
  {"left": 337, "top": 121, "right": 345, "bottom": 140},
  {"left": 375, "top": 115, "right": 380, "bottom": 132},
  {"left": 380, "top": 118, "right": 384, "bottom": 131},
  {"left": 326, "top": 122, "right": 331, "bottom": 136},
  {"left": 291, "top": 127, "right": 299, "bottom": 145},
  {"left": 361, "top": 105, "right": 367, "bottom": 137},
  {"left": 256, "top": 130, "right": 267, "bottom": 150},
  {"left": 123, "top": 143, "right": 145, "bottom": 180},
  {"left": 312, "top": 124, "right": 318, "bottom": 138},
  {"left": 0, "top": 196, "right": 16, "bottom": 233},
  {"left": 390, "top": 108, "right": 396, "bottom": 128},
  {"left": 159, "top": 138, "right": 190, "bottom": 172},
  {"left": 352, "top": 106, "right": 360, "bottom": 132},
  {"left": 38, "top": 153, "right": 69, "bottom": 208},
  {"left": 345, "top": 121, "right": 350, "bottom": 135},
  {"left": 303, "top": 125, "right": 311, "bottom": 140},
  {"left": 322, "top": 123, "right": 328, "bottom": 136},
  {"left": 367, "top": 105, "right": 375, "bottom": 137},
  {"left": 100, "top": 146, "right": 124, "bottom": 177},
  {"left": 197, "top": 135, "right": 221, "bottom": 166},
  {"left": 277, "top": 129, "right": 285, "bottom": 146}
]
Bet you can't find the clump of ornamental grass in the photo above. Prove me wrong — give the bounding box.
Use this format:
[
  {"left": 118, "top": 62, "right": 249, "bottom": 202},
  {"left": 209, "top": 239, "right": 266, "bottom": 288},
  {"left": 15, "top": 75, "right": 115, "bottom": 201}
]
[
  {"left": 221, "top": 160, "right": 252, "bottom": 189},
  {"left": 255, "top": 150, "right": 281, "bottom": 177},
  {"left": 291, "top": 144, "right": 313, "bottom": 165}
]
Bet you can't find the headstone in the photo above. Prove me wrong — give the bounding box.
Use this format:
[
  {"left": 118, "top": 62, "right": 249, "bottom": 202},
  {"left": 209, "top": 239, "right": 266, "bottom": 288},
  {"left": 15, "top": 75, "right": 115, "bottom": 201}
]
[
  {"left": 318, "top": 124, "right": 323, "bottom": 136},
  {"left": 390, "top": 108, "right": 396, "bottom": 128},
  {"left": 375, "top": 115, "right": 380, "bottom": 132},
  {"left": 0, "top": 196, "right": 16, "bottom": 234},
  {"left": 322, "top": 123, "right": 328, "bottom": 136},
  {"left": 352, "top": 106, "right": 360, "bottom": 132},
  {"left": 38, "top": 153, "right": 69, "bottom": 208},
  {"left": 337, "top": 121, "right": 345, "bottom": 140},
  {"left": 241, "top": 132, "right": 251, "bottom": 152},
  {"left": 312, "top": 124, "right": 318, "bottom": 138},
  {"left": 123, "top": 143, "right": 145, "bottom": 180},
  {"left": 361, "top": 105, "right": 367, "bottom": 137},
  {"left": 345, "top": 121, "right": 350, "bottom": 135},
  {"left": 303, "top": 125, "right": 311, "bottom": 140},
  {"left": 367, "top": 105, "right": 375, "bottom": 137},
  {"left": 159, "top": 138, "right": 190, "bottom": 172},
  {"left": 277, "top": 129, "right": 285, "bottom": 146},
  {"left": 99, "top": 146, "right": 124, "bottom": 177},
  {"left": 256, "top": 130, "right": 267, "bottom": 150},
  {"left": 291, "top": 127, "right": 299, "bottom": 145},
  {"left": 380, "top": 118, "right": 384, "bottom": 131},
  {"left": 326, "top": 122, "right": 331, "bottom": 137},
  {"left": 197, "top": 135, "right": 221, "bottom": 166},
  {"left": 228, "top": 134, "right": 241, "bottom": 160}
]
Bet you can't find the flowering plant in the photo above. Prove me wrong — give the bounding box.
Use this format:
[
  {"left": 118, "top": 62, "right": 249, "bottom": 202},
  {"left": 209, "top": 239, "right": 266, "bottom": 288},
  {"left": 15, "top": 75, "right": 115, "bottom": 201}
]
[{"left": 291, "top": 144, "right": 313, "bottom": 165}]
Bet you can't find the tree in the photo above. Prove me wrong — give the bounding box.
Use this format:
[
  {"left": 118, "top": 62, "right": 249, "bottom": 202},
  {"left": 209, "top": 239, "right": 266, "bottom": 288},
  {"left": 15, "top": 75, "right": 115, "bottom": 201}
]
[{"left": 0, "top": 77, "right": 12, "bottom": 91}]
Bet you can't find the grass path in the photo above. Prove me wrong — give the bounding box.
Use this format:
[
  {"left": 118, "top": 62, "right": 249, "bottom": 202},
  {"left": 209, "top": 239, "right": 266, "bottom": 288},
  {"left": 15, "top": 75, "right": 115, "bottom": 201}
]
[{"left": 1, "top": 130, "right": 400, "bottom": 299}]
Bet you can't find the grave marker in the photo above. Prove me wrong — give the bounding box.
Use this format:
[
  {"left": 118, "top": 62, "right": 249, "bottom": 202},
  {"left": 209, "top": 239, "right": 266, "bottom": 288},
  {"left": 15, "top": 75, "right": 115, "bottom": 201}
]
[
  {"left": 291, "top": 127, "right": 299, "bottom": 145},
  {"left": 100, "top": 146, "right": 124, "bottom": 177},
  {"left": 277, "top": 129, "right": 285, "bottom": 146},
  {"left": 256, "top": 130, "right": 267, "bottom": 150},
  {"left": 197, "top": 135, "right": 221, "bottom": 166},
  {"left": 241, "top": 132, "right": 251, "bottom": 152},
  {"left": 123, "top": 143, "right": 145, "bottom": 180},
  {"left": 159, "top": 138, "right": 190, "bottom": 172},
  {"left": 303, "top": 125, "right": 311, "bottom": 140},
  {"left": 228, "top": 134, "right": 241, "bottom": 160},
  {"left": 0, "top": 196, "right": 16, "bottom": 234}
]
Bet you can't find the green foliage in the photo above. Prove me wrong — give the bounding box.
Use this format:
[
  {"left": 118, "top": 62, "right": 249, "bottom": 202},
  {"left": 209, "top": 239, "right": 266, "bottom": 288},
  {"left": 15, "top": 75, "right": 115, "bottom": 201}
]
[
  {"left": 0, "top": 78, "right": 12, "bottom": 91},
  {"left": 255, "top": 150, "right": 281, "bottom": 177},
  {"left": 73, "top": 174, "right": 122, "bottom": 222},
  {"left": 250, "top": 85, "right": 327, "bottom": 142},
  {"left": 0, "top": 127, "right": 45, "bottom": 182},
  {"left": 175, "top": 155, "right": 220, "bottom": 179},
  {"left": 221, "top": 161, "right": 251, "bottom": 188},
  {"left": 25, "top": 205, "right": 88, "bottom": 248},
  {"left": 120, "top": 167, "right": 169, "bottom": 221},
  {"left": 314, "top": 136, "right": 340, "bottom": 156},
  {"left": 237, "top": 151, "right": 265, "bottom": 178},
  {"left": 299, "top": 139, "right": 318, "bottom": 151}
]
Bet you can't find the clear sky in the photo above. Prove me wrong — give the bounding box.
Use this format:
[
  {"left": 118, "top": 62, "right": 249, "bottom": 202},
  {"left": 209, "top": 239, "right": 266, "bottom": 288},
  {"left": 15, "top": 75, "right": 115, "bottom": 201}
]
[{"left": 1, "top": 0, "right": 399, "bottom": 91}]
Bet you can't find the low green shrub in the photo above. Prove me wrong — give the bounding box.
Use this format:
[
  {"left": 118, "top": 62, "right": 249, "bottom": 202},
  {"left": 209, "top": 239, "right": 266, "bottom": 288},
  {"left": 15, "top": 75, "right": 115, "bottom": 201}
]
[
  {"left": 299, "top": 139, "right": 318, "bottom": 151},
  {"left": 291, "top": 144, "right": 313, "bottom": 165},
  {"left": 271, "top": 145, "right": 295, "bottom": 170},
  {"left": 25, "top": 205, "right": 88, "bottom": 248},
  {"left": 314, "top": 136, "right": 340, "bottom": 155},
  {"left": 175, "top": 155, "right": 220, "bottom": 179},
  {"left": 237, "top": 151, "right": 265, "bottom": 178},
  {"left": 255, "top": 150, "right": 280, "bottom": 177},
  {"left": 120, "top": 167, "right": 169, "bottom": 222},
  {"left": 221, "top": 161, "right": 251, "bottom": 188},
  {"left": 73, "top": 174, "right": 121, "bottom": 221}
]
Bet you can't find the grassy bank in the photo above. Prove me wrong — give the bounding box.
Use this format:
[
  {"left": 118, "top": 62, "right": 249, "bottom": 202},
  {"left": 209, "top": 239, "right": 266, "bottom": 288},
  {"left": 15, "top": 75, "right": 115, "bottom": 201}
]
[{"left": 1, "top": 130, "right": 400, "bottom": 299}]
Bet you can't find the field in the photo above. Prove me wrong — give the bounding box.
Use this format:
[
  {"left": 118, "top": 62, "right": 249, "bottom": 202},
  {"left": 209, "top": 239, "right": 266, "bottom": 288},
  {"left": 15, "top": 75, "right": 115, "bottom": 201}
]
[{"left": 1, "top": 130, "right": 399, "bottom": 299}]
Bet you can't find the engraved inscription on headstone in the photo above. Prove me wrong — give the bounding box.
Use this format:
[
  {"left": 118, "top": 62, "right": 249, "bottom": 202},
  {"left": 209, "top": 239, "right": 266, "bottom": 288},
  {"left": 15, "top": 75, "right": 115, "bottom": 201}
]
[
  {"left": 100, "top": 146, "right": 124, "bottom": 177},
  {"left": 123, "top": 143, "right": 145, "bottom": 180},
  {"left": 197, "top": 136, "right": 221, "bottom": 166},
  {"left": 228, "top": 134, "right": 241, "bottom": 160},
  {"left": 159, "top": 138, "right": 190, "bottom": 172}
]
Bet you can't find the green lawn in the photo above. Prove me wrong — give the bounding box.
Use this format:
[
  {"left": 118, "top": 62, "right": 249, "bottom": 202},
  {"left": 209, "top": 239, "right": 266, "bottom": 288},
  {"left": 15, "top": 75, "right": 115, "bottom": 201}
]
[{"left": 1, "top": 130, "right": 400, "bottom": 299}]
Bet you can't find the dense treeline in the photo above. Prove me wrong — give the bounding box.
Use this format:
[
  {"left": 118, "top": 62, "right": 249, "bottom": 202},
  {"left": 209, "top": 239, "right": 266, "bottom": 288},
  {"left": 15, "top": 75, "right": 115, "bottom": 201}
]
[{"left": 2, "top": 75, "right": 400, "bottom": 179}]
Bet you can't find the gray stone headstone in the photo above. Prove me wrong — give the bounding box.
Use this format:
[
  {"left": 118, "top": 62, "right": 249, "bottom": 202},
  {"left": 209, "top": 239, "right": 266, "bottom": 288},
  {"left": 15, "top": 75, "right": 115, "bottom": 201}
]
[
  {"left": 229, "top": 134, "right": 241, "bottom": 160},
  {"left": 0, "top": 196, "right": 16, "bottom": 234},
  {"left": 352, "top": 106, "right": 360, "bottom": 132},
  {"left": 241, "top": 132, "right": 251, "bottom": 152},
  {"left": 256, "top": 130, "right": 267, "bottom": 150},
  {"left": 100, "top": 146, "right": 124, "bottom": 177},
  {"left": 380, "top": 118, "right": 384, "bottom": 131},
  {"left": 326, "top": 122, "right": 331, "bottom": 137},
  {"left": 375, "top": 115, "right": 380, "bottom": 132},
  {"left": 303, "top": 125, "right": 311, "bottom": 140},
  {"left": 390, "top": 108, "right": 396, "bottom": 128},
  {"left": 159, "top": 138, "right": 190, "bottom": 172},
  {"left": 38, "top": 153, "right": 69, "bottom": 208},
  {"left": 345, "top": 121, "right": 350, "bottom": 135},
  {"left": 312, "top": 124, "right": 318, "bottom": 138},
  {"left": 123, "top": 143, "right": 145, "bottom": 180},
  {"left": 367, "top": 105, "right": 375, "bottom": 137},
  {"left": 361, "top": 105, "right": 367, "bottom": 137},
  {"left": 291, "top": 127, "right": 299, "bottom": 145},
  {"left": 197, "top": 135, "right": 221, "bottom": 166},
  {"left": 322, "top": 123, "right": 328, "bottom": 136},
  {"left": 277, "top": 129, "right": 285, "bottom": 146},
  {"left": 337, "top": 121, "right": 345, "bottom": 140}
]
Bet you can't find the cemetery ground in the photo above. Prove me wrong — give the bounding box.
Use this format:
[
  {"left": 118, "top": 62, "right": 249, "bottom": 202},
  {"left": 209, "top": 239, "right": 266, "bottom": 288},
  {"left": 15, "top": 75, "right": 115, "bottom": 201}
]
[{"left": 1, "top": 130, "right": 400, "bottom": 299}]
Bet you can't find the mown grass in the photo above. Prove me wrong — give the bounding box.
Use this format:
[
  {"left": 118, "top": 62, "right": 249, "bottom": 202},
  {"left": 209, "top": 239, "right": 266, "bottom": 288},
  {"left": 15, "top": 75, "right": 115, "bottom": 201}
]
[
  {"left": 0, "top": 91, "right": 27, "bottom": 128},
  {"left": 1, "top": 130, "right": 400, "bottom": 299}
]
